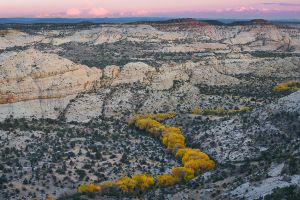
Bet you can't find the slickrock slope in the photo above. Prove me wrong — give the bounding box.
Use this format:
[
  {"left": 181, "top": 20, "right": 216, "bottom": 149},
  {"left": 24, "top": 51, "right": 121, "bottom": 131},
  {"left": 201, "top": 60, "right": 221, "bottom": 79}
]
[
  {"left": 0, "top": 41, "right": 299, "bottom": 123},
  {"left": 0, "top": 95, "right": 75, "bottom": 121},
  {"left": 0, "top": 54, "right": 298, "bottom": 122},
  {"left": 43, "top": 24, "right": 299, "bottom": 53},
  {"left": 49, "top": 25, "right": 186, "bottom": 46},
  {"left": 111, "top": 62, "right": 155, "bottom": 86},
  {"left": 0, "top": 30, "right": 44, "bottom": 50},
  {"left": 49, "top": 27, "right": 123, "bottom": 46},
  {"left": 64, "top": 91, "right": 108, "bottom": 123},
  {"left": 159, "top": 91, "right": 300, "bottom": 200},
  {"left": 0, "top": 51, "right": 242, "bottom": 121},
  {"left": 0, "top": 49, "right": 101, "bottom": 120},
  {"left": 0, "top": 48, "right": 101, "bottom": 104},
  {"left": 1, "top": 23, "right": 299, "bottom": 54},
  {"left": 151, "top": 62, "right": 240, "bottom": 90}
]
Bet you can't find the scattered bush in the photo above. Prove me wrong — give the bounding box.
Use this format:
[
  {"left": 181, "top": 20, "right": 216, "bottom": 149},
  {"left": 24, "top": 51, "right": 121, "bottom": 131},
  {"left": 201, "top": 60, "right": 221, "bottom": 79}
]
[
  {"left": 45, "top": 195, "right": 56, "bottom": 200},
  {"left": 191, "top": 106, "right": 251, "bottom": 116},
  {"left": 273, "top": 81, "right": 300, "bottom": 92},
  {"left": 77, "top": 184, "right": 101, "bottom": 193},
  {"left": 191, "top": 107, "right": 201, "bottom": 114}
]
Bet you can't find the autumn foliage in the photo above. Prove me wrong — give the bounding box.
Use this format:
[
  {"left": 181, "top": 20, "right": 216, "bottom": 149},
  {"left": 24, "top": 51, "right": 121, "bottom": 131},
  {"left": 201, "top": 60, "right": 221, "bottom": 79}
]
[
  {"left": 129, "top": 112, "right": 176, "bottom": 124},
  {"left": 171, "top": 167, "right": 195, "bottom": 181},
  {"left": 45, "top": 195, "right": 57, "bottom": 200},
  {"left": 273, "top": 81, "right": 300, "bottom": 92},
  {"left": 131, "top": 112, "right": 215, "bottom": 185},
  {"left": 77, "top": 112, "right": 215, "bottom": 197},
  {"left": 156, "top": 174, "right": 179, "bottom": 187},
  {"left": 116, "top": 176, "right": 138, "bottom": 193},
  {"left": 77, "top": 183, "right": 101, "bottom": 193},
  {"left": 191, "top": 107, "right": 201, "bottom": 114},
  {"left": 132, "top": 174, "right": 155, "bottom": 191},
  {"left": 191, "top": 106, "right": 251, "bottom": 116},
  {"left": 77, "top": 174, "right": 155, "bottom": 195}
]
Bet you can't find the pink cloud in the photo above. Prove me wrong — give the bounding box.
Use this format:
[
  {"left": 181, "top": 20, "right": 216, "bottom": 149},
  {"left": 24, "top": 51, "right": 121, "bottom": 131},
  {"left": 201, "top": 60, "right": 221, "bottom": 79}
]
[
  {"left": 216, "top": 6, "right": 288, "bottom": 14},
  {"left": 88, "top": 7, "right": 109, "bottom": 16},
  {"left": 1, "top": 0, "right": 299, "bottom": 19},
  {"left": 66, "top": 8, "right": 81, "bottom": 16},
  {"left": 133, "top": 10, "right": 148, "bottom": 16}
]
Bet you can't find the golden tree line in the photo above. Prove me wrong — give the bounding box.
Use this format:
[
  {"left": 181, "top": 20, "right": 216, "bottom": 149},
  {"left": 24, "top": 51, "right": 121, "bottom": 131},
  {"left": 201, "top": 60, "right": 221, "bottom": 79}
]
[
  {"left": 76, "top": 112, "right": 215, "bottom": 196},
  {"left": 273, "top": 81, "right": 300, "bottom": 92},
  {"left": 191, "top": 106, "right": 251, "bottom": 116}
]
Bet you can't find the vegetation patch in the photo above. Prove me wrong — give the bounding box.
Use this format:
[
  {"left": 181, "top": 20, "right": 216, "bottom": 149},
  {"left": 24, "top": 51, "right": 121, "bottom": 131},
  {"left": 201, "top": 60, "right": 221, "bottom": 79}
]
[
  {"left": 273, "top": 81, "right": 300, "bottom": 93},
  {"left": 73, "top": 112, "right": 215, "bottom": 198},
  {"left": 191, "top": 106, "right": 251, "bottom": 116}
]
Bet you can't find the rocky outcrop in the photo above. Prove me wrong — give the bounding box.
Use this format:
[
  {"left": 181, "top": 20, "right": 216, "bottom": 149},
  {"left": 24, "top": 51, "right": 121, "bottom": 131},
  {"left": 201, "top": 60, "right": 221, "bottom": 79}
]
[
  {"left": 1, "top": 24, "right": 299, "bottom": 54},
  {"left": 161, "top": 43, "right": 228, "bottom": 53},
  {"left": 103, "top": 65, "right": 120, "bottom": 79},
  {"left": 222, "top": 25, "right": 295, "bottom": 52},
  {"left": 269, "top": 90, "right": 300, "bottom": 114},
  {"left": 64, "top": 91, "right": 109, "bottom": 123},
  {"left": 194, "top": 90, "right": 300, "bottom": 164},
  {"left": 50, "top": 27, "right": 123, "bottom": 46},
  {"left": 0, "top": 52, "right": 243, "bottom": 121},
  {"left": 0, "top": 95, "right": 75, "bottom": 121},
  {"left": 0, "top": 23, "right": 299, "bottom": 122},
  {"left": 151, "top": 63, "right": 189, "bottom": 90},
  {"left": 48, "top": 25, "right": 186, "bottom": 46},
  {"left": 189, "top": 65, "right": 240, "bottom": 86},
  {"left": 111, "top": 62, "right": 155, "bottom": 86},
  {"left": 231, "top": 175, "right": 300, "bottom": 200},
  {"left": 0, "top": 30, "right": 44, "bottom": 50},
  {"left": 151, "top": 62, "right": 240, "bottom": 90},
  {"left": 0, "top": 49, "right": 102, "bottom": 104}
]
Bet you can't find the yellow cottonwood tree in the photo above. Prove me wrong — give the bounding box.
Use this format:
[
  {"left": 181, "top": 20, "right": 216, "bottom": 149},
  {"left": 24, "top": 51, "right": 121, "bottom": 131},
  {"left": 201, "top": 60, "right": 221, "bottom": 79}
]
[
  {"left": 75, "top": 112, "right": 216, "bottom": 197},
  {"left": 181, "top": 149, "right": 210, "bottom": 164},
  {"left": 45, "top": 195, "right": 56, "bottom": 200},
  {"left": 116, "top": 176, "right": 137, "bottom": 193},
  {"left": 273, "top": 81, "right": 300, "bottom": 92},
  {"left": 77, "top": 184, "right": 101, "bottom": 193},
  {"left": 132, "top": 174, "right": 155, "bottom": 191},
  {"left": 191, "top": 107, "right": 202, "bottom": 114},
  {"left": 162, "top": 135, "right": 185, "bottom": 153},
  {"left": 171, "top": 167, "right": 195, "bottom": 181},
  {"left": 156, "top": 174, "right": 179, "bottom": 187},
  {"left": 184, "top": 159, "right": 215, "bottom": 172}
]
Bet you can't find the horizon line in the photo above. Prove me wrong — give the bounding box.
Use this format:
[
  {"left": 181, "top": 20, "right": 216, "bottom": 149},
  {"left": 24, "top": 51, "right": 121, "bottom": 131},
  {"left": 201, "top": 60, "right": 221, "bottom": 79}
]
[{"left": 1, "top": 17, "right": 300, "bottom": 21}]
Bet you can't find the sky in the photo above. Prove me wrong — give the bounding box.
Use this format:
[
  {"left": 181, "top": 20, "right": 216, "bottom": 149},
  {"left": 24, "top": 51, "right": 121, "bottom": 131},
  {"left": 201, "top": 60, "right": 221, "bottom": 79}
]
[{"left": 0, "top": 0, "right": 300, "bottom": 19}]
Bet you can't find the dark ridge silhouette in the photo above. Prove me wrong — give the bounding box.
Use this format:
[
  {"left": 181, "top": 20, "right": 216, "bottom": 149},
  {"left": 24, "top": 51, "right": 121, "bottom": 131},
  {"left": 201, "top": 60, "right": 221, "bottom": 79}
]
[
  {"left": 0, "top": 17, "right": 169, "bottom": 24},
  {"left": 1, "top": 18, "right": 299, "bottom": 31},
  {"left": 229, "top": 19, "right": 271, "bottom": 26},
  {"left": 130, "top": 18, "right": 225, "bottom": 26}
]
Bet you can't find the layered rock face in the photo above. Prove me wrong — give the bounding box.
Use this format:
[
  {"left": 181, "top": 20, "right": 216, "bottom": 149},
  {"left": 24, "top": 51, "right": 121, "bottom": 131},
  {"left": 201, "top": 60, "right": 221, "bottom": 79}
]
[
  {"left": 2, "top": 24, "right": 299, "bottom": 52},
  {"left": 111, "top": 62, "right": 155, "bottom": 86},
  {"left": 46, "top": 24, "right": 299, "bottom": 53},
  {"left": 64, "top": 91, "right": 108, "bottom": 123},
  {"left": 0, "top": 49, "right": 101, "bottom": 120},
  {"left": 0, "top": 30, "right": 44, "bottom": 50},
  {"left": 0, "top": 49, "right": 101, "bottom": 104},
  {"left": 0, "top": 50, "right": 299, "bottom": 121},
  {"left": 0, "top": 23, "right": 299, "bottom": 122}
]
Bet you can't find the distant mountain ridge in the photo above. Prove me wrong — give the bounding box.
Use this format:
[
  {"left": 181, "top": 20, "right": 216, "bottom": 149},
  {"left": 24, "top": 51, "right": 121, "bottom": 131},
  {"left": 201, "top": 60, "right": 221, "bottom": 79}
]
[
  {"left": 129, "top": 18, "right": 225, "bottom": 26},
  {"left": 0, "top": 17, "right": 169, "bottom": 24},
  {"left": 1, "top": 17, "right": 299, "bottom": 25}
]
